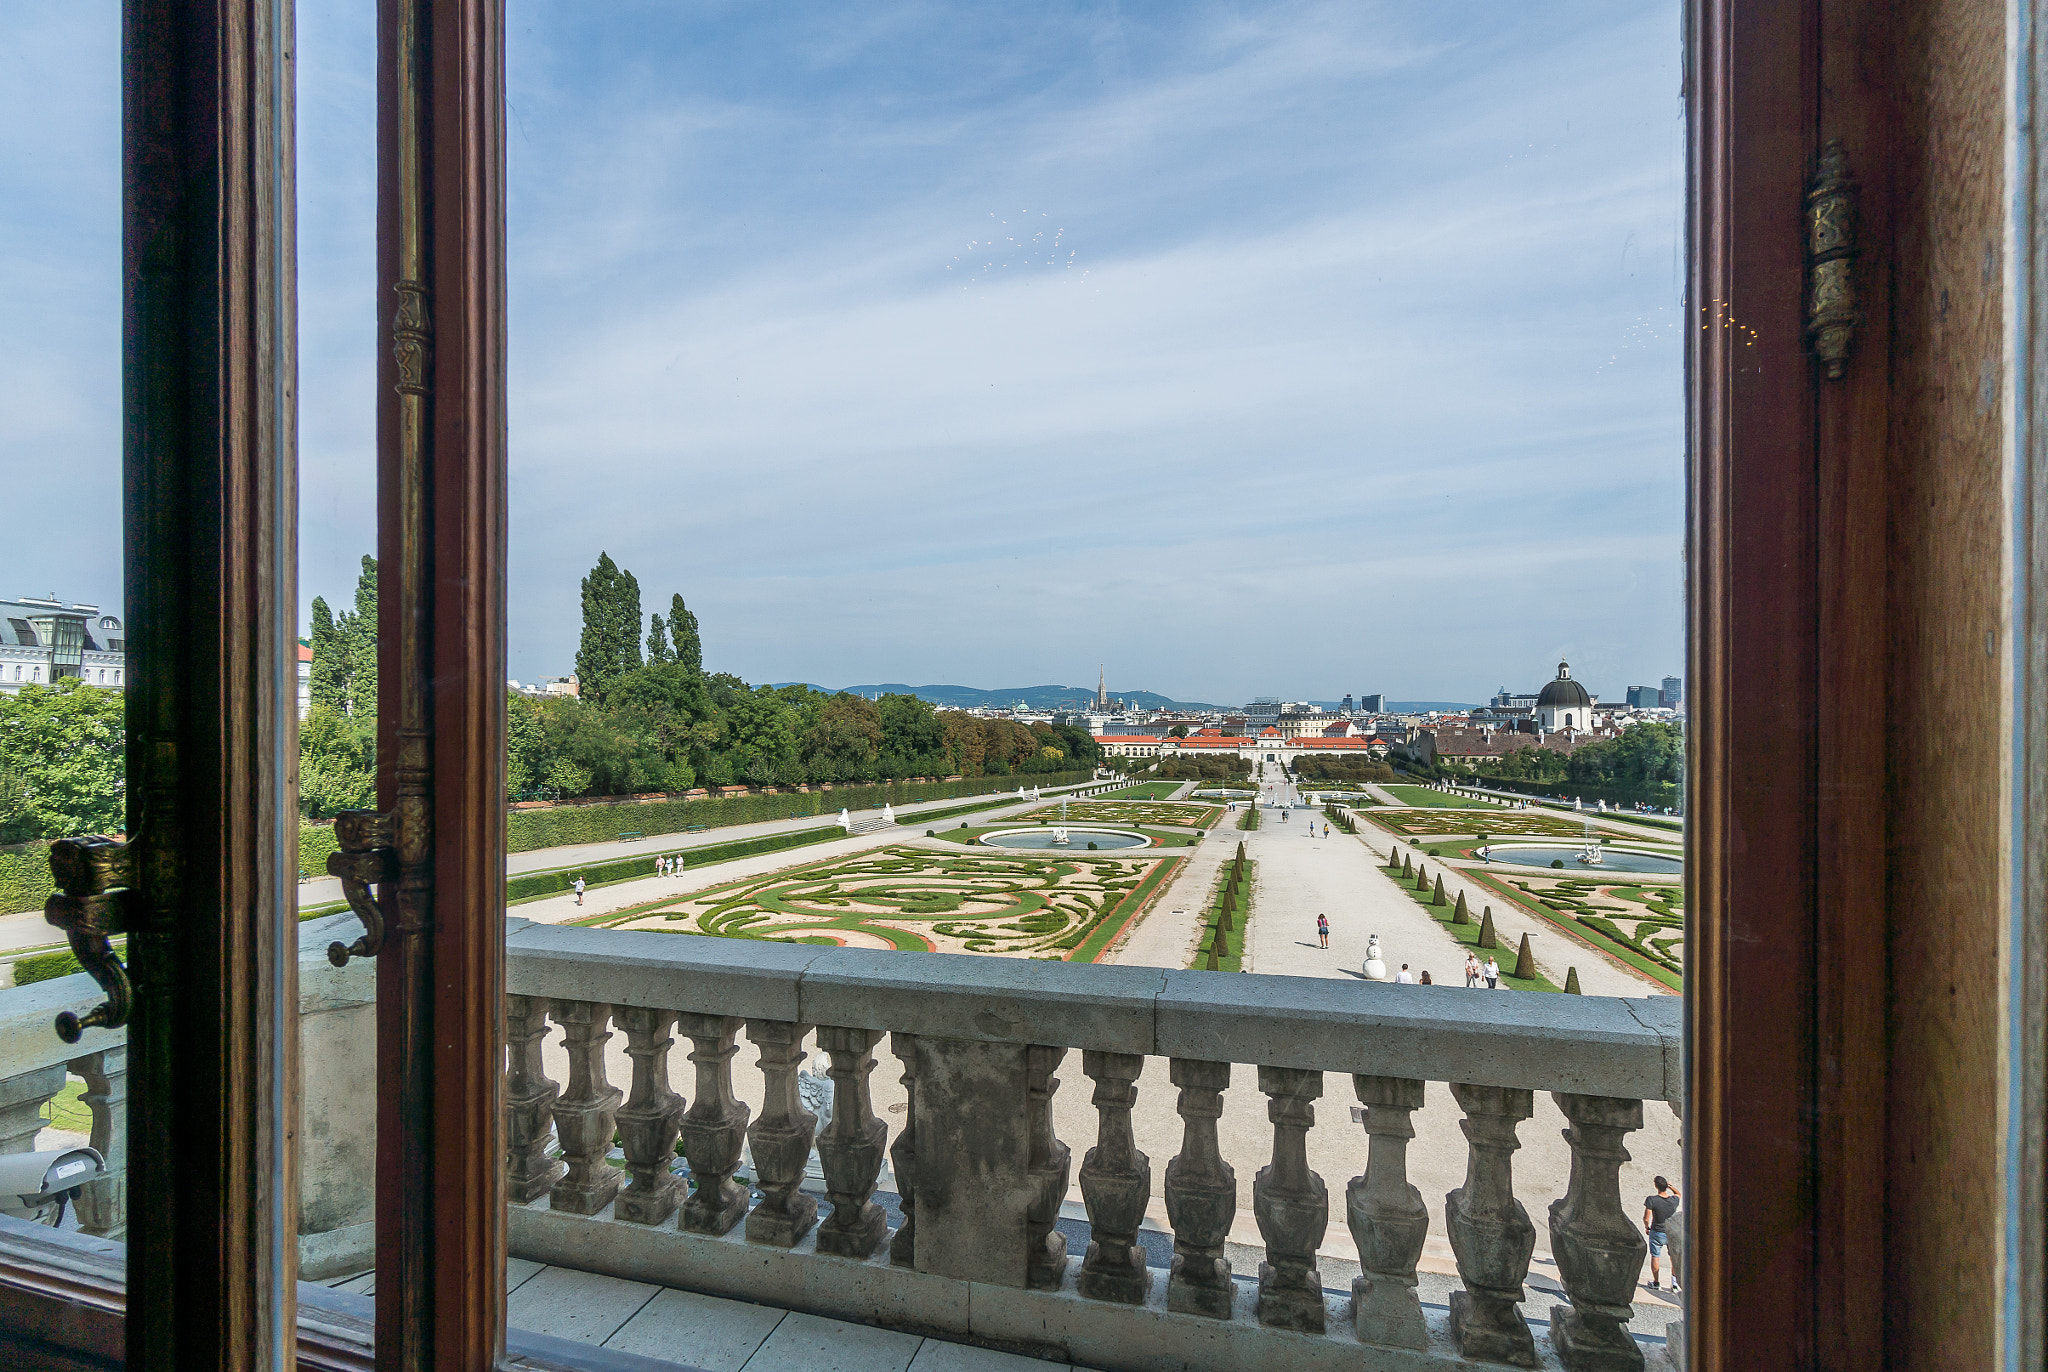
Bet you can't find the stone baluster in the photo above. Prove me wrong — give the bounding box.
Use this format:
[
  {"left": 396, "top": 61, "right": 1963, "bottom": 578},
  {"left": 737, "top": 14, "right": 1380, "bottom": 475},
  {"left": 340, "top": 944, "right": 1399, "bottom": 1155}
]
[
  {"left": 1446, "top": 1082, "right": 1539, "bottom": 1367},
  {"left": 69, "top": 1047, "right": 128, "bottom": 1239},
  {"left": 1077, "top": 1050, "right": 1150, "bottom": 1303},
  {"left": 1164, "top": 1058, "right": 1236, "bottom": 1318},
  {"left": 744, "top": 1019, "right": 817, "bottom": 1246},
  {"left": 677, "top": 1012, "right": 752, "bottom": 1234},
  {"left": 612, "top": 1006, "right": 684, "bottom": 1225},
  {"left": 815, "top": 1026, "right": 889, "bottom": 1258},
  {"left": 888, "top": 1033, "right": 919, "bottom": 1267},
  {"left": 506, "top": 994, "right": 564, "bottom": 1202},
  {"left": 548, "top": 1000, "right": 623, "bottom": 1215},
  {"left": 0, "top": 1063, "right": 65, "bottom": 1157},
  {"left": 1547, "top": 1093, "right": 1648, "bottom": 1372},
  {"left": 1026, "top": 1045, "right": 1072, "bottom": 1290},
  {"left": 1254, "top": 1066, "right": 1328, "bottom": 1332},
  {"left": 1346, "top": 1075, "right": 1428, "bottom": 1349}
]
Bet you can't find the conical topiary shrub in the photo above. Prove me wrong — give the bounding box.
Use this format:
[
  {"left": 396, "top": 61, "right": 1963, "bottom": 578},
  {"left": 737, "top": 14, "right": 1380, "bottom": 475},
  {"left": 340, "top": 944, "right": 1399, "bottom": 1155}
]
[
  {"left": 1432, "top": 874, "right": 1447, "bottom": 906},
  {"left": 1401, "top": 853, "right": 1413, "bottom": 877},
  {"left": 1452, "top": 890, "right": 1470, "bottom": 925},
  {"left": 1512, "top": 932, "right": 1535, "bottom": 981},
  {"left": 1564, "top": 966, "right": 1582, "bottom": 994},
  {"left": 1415, "top": 866, "right": 1430, "bottom": 892},
  {"left": 1477, "top": 908, "right": 1498, "bottom": 949},
  {"left": 1236, "top": 841, "right": 1247, "bottom": 863},
  {"left": 1213, "top": 923, "right": 1230, "bottom": 960},
  {"left": 1219, "top": 893, "right": 1234, "bottom": 931}
]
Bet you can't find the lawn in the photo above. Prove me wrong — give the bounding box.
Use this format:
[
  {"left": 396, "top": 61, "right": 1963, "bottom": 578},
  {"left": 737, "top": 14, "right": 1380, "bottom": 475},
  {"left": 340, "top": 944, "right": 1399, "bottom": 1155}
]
[
  {"left": 1380, "top": 784, "right": 1508, "bottom": 809},
  {"left": 1098, "top": 781, "right": 1186, "bottom": 800},
  {"left": 590, "top": 845, "right": 1180, "bottom": 964}
]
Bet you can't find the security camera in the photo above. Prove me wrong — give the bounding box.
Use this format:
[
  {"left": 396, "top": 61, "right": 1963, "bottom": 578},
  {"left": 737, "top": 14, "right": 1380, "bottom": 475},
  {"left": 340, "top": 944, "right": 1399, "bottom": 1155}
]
[{"left": 0, "top": 1147, "right": 104, "bottom": 1226}]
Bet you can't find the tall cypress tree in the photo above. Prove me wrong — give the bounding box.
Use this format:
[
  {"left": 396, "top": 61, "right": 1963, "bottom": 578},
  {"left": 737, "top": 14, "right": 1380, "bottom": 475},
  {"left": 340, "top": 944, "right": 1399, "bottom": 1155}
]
[
  {"left": 576, "top": 552, "right": 642, "bottom": 705},
  {"left": 668, "top": 593, "right": 702, "bottom": 675},
  {"left": 342, "top": 555, "right": 378, "bottom": 717},
  {"left": 308, "top": 596, "right": 346, "bottom": 711},
  {"left": 646, "top": 613, "right": 672, "bottom": 664}
]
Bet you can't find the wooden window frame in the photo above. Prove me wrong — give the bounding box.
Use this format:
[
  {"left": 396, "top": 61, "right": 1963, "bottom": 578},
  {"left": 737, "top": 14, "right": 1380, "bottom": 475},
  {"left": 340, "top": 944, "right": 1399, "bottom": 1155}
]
[{"left": 2, "top": 1, "right": 2044, "bottom": 1370}]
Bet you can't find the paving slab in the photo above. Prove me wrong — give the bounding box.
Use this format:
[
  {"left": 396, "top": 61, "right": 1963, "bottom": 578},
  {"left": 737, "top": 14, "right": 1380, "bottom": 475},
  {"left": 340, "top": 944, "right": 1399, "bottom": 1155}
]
[
  {"left": 606, "top": 1287, "right": 788, "bottom": 1370},
  {"left": 743, "top": 1310, "right": 923, "bottom": 1372},
  {"left": 907, "top": 1341, "right": 1070, "bottom": 1372},
  {"left": 508, "top": 1265, "right": 661, "bottom": 1345}
]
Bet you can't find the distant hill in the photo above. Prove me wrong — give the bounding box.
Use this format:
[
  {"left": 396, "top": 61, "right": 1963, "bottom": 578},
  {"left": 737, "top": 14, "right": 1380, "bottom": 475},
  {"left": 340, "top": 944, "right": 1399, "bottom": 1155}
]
[{"left": 773, "top": 682, "right": 1226, "bottom": 711}]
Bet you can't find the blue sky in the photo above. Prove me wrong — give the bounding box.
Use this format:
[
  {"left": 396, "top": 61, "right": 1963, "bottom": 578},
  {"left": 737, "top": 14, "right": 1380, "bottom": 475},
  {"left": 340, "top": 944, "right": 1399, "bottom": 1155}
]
[{"left": 3, "top": 1, "right": 1683, "bottom": 706}]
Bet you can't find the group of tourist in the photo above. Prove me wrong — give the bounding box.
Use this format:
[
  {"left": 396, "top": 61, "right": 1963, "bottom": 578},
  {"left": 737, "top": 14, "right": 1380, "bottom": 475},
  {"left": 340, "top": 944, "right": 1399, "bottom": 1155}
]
[{"left": 655, "top": 853, "right": 684, "bottom": 877}]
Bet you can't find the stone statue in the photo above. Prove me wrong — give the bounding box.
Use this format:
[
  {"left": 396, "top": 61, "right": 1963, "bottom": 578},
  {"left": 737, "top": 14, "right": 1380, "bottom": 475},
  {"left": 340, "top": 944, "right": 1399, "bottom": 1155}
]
[
  {"left": 795, "top": 1050, "right": 835, "bottom": 1179},
  {"left": 1363, "top": 936, "right": 1388, "bottom": 982}
]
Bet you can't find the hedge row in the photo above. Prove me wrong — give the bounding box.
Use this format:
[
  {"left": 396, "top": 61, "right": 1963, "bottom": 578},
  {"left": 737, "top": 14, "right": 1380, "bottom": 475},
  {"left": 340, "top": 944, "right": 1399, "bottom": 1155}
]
[
  {"left": 0, "top": 845, "right": 52, "bottom": 917},
  {"left": 506, "top": 826, "right": 840, "bottom": 904},
  {"left": 504, "top": 772, "right": 1092, "bottom": 854},
  {"left": 1462, "top": 776, "right": 1682, "bottom": 812},
  {"left": 15, "top": 943, "right": 117, "bottom": 986}
]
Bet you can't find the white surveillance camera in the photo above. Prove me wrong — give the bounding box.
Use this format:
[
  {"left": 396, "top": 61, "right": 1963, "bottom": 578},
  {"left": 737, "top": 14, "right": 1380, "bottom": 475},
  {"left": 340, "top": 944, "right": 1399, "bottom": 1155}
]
[{"left": 0, "top": 1147, "right": 104, "bottom": 1225}]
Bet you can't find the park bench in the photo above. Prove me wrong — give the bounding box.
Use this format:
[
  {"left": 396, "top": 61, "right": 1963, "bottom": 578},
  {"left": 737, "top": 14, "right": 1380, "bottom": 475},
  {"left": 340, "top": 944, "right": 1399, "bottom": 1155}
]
[
  {"left": 617, "top": 831, "right": 643, "bottom": 842},
  {"left": 683, "top": 824, "right": 708, "bottom": 832}
]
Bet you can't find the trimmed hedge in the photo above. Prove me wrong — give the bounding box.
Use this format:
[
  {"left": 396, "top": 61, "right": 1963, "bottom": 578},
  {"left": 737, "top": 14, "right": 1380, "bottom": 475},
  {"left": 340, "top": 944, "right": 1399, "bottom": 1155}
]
[
  {"left": 0, "top": 844, "right": 53, "bottom": 917},
  {"left": 507, "top": 826, "right": 840, "bottom": 904},
  {"left": 505, "top": 773, "right": 1092, "bottom": 854},
  {"left": 15, "top": 944, "right": 120, "bottom": 986}
]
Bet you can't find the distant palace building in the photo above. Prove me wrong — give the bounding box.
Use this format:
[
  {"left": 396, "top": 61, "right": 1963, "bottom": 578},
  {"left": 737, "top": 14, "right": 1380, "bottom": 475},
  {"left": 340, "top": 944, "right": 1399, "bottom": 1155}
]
[{"left": 0, "top": 596, "right": 125, "bottom": 696}]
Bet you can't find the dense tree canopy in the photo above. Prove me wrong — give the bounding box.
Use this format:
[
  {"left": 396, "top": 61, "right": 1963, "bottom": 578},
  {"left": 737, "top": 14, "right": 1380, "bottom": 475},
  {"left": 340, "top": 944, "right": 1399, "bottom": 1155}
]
[
  {"left": 301, "top": 555, "right": 1102, "bottom": 815},
  {"left": 0, "top": 680, "right": 126, "bottom": 842}
]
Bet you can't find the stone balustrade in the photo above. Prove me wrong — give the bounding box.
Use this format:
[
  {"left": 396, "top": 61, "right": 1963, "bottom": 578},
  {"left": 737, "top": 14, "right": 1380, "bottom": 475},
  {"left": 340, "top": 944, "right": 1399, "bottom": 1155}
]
[
  {"left": 0, "top": 972, "right": 129, "bottom": 1239},
  {"left": 504, "top": 920, "right": 1680, "bottom": 1372}
]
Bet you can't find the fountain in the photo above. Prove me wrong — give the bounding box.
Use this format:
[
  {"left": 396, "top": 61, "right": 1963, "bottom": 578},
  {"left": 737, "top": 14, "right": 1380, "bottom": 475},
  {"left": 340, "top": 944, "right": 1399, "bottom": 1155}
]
[{"left": 1051, "top": 827, "right": 1071, "bottom": 846}]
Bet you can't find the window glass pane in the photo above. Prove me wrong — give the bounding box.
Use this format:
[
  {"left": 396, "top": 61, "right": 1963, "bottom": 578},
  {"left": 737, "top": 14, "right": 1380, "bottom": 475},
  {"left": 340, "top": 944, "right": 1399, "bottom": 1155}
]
[
  {"left": 0, "top": 7, "right": 129, "bottom": 1248},
  {"left": 479, "top": 2, "right": 1691, "bottom": 1359}
]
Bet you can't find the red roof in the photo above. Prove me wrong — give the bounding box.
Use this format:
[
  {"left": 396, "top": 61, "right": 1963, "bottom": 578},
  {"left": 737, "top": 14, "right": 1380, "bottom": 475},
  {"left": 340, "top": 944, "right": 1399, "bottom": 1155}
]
[
  {"left": 1105, "top": 736, "right": 1162, "bottom": 745},
  {"left": 1289, "top": 737, "right": 1378, "bottom": 749},
  {"left": 298, "top": 643, "right": 313, "bottom": 662},
  {"left": 1173, "top": 738, "right": 1248, "bottom": 750}
]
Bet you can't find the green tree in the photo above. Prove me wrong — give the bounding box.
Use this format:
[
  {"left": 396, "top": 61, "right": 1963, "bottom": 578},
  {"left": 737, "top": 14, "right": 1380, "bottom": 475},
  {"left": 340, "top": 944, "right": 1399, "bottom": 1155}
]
[
  {"left": 575, "top": 552, "right": 643, "bottom": 706},
  {"left": 802, "top": 694, "right": 883, "bottom": 781},
  {"left": 299, "top": 704, "right": 376, "bottom": 819},
  {"left": 0, "top": 681, "right": 126, "bottom": 842},
  {"left": 308, "top": 596, "right": 347, "bottom": 711},
  {"left": 667, "top": 594, "right": 702, "bottom": 675},
  {"left": 340, "top": 555, "right": 378, "bottom": 718},
  {"left": 646, "top": 614, "right": 672, "bottom": 664}
]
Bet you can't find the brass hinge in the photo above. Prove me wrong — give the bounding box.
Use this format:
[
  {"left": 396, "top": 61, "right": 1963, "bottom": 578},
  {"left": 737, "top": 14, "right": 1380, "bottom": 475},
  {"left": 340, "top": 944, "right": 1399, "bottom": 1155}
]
[
  {"left": 1806, "top": 139, "right": 1860, "bottom": 379},
  {"left": 325, "top": 808, "right": 397, "bottom": 966},
  {"left": 43, "top": 836, "right": 133, "bottom": 1043}
]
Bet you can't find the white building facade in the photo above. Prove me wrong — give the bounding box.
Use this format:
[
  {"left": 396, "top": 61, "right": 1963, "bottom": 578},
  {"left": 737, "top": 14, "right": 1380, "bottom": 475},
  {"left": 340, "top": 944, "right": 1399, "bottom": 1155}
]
[{"left": 0, "top": 598, "right": 125, "bottom": 695}]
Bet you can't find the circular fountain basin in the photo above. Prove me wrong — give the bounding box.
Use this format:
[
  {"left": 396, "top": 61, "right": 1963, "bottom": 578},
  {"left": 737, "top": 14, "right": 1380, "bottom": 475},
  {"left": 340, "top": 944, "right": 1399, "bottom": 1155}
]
[
  {"left": 979, "top": 828, "right": 1151, "bottom": 851},
  {"left": 1487, "top": 845, "right": 1682, "bottom": 874}
]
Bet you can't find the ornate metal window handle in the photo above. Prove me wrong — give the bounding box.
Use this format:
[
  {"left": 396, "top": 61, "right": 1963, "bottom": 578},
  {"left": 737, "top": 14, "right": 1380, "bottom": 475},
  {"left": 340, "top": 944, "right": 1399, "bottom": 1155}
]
[
  {"left": 44, "top": 836, "right": 133, "bottom": 1044},
  {"left": 326, "top": 808, "right": 398, "bottom": 967},
  {"left": 1806, "top": 139, "right": 1859, "bottom": 379}
]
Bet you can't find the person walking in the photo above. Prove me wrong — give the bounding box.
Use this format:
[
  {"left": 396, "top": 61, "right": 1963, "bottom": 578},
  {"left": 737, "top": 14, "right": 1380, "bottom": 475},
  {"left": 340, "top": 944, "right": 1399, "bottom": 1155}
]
[
  {"left": 573, "top": 875, "right": 586, "bottom": 906},
  {"left": 1483, "top": 955, "right": 1501, "bottom": 989},
  {"left": 1644, "top": 1178, "right": 1682, "bottom": 1291},
  {"left": 1316, "top": 913, "right": 1330, "bottom": 948},
  {"left": 1465, "top": 953, "right": 1481, "bottom": 988}
]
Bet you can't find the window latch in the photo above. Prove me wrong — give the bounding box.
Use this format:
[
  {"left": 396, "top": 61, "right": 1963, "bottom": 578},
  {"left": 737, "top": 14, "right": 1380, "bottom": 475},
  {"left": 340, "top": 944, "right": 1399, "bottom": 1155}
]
[
  {"left": 43, "top": 836, "right": 133, "bottom": 1044},
  {"left": 1806, "top": 139, "right": 1859, "bottom": 379},
  {"left": 326, "top": 808, "right": 398, "bottom": 966}
]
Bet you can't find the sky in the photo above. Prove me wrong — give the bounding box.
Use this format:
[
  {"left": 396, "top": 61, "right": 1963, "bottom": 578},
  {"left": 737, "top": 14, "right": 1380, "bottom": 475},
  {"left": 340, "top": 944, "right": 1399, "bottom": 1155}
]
[{"left": 1, "top": 1, "right": 1684, "bottom": 707}]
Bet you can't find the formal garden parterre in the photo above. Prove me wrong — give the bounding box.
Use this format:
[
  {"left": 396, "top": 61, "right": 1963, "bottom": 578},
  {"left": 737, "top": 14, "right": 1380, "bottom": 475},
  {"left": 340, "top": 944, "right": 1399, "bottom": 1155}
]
[
  {"left": 1364, "top": 809, "right": 1599, "bottom": 840},
  {"left": 584, "top": 845, "right": 1178, "bottom": 963},
  {"left": 1462, "top": 869, "right": 1685, "bottom": 990},
  {"left": 1016, "top": 801, "right": 1222, "bottom": 828}
]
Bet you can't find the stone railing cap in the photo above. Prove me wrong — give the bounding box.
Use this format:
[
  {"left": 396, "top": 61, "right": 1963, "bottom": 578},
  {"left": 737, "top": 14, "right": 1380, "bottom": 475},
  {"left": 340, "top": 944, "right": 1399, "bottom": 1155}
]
[{"left": 508, "top": 926, "right": 1677, "bottom": 1100}]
